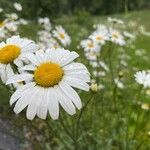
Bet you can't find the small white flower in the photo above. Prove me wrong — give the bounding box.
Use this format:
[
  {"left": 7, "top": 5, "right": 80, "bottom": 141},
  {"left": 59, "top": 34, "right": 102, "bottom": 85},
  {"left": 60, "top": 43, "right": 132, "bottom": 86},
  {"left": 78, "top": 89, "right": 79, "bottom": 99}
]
[
  {"left": 38, "top": 17, "right": 51, "bottom": 31},
  {"left": 6, "top": 13, "right": 18, "bottom": 20},
  {"left": 14, "top": 2, "right": 22, "bottom": 11},
  {"left": 5, "top": 22, "right": 18, "bottom": 32},
  {"left": 81, "top": 39, "right": 100, "bottom": 52},
  {"left": 53, "top": 26, "right": 71, "bottom": 46},
  {"left": 6, "top": 48, "right": 90, "bottom": 120},
  {"left": 134, "top": 71, "right": 150, "bottom": 88},
  {"left": 123, "top": 31, "right": 136, "bottom": 39},
  {"left": 109, "top": 28, "right": 125, "bottom": 46},
  {"left": 0, "top": 8, "right": 3, "bottom": 13},
  {"left": 89, "top": 30, "right": 108, "bottom": 45},
  {"left": 114, "top": 78, "right": 124, "bottom": 89}
]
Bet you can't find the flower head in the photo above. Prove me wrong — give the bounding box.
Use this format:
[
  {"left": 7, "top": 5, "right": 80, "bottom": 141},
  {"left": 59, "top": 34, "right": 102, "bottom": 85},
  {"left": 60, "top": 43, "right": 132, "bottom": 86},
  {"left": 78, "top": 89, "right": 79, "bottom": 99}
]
[
  {"left": 134, "top": 71, "right": 150, "bottom": 88},
  {"left": 80, "top": 39, "right": 100, "bottom": 52},
  {"left": 14, "top": 2, "right": 22, "bottom": 11},
  {"left": 0, "top": 36, "right": 38, "bottom": 83},
  {"left": 53, "top": 26, "right": 71, "bottom": 46},
  {"left": 7, "top": 48, "right": 90, "bottom": 120},
  {"left": 109, "top": 28, "right": 125, "bottom": 46}
]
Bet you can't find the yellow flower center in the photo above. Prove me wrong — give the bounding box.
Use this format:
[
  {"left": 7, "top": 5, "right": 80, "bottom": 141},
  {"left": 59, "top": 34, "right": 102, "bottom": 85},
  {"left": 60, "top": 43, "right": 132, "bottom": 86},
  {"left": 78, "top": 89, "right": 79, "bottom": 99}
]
[
  {"left": 96, "top": 36, "right": 103, "bottom": 41},
  {"left": 112, "top": 33, "right": 119, "bottom": 39},
  {"left": 88, "top": 43, "right": 94, "bottom": 48},
  {"left": 0, "top": 21, "right": 5, "bottom": 28},
  {"left": 0, "top": 45, "right": 21, "bottom": 64},
  {"left": 59, "top": 33, "right": 65, "bottom": 39},
  {"left": 34, "top": 62, "right": 64, "bottom": 87}
]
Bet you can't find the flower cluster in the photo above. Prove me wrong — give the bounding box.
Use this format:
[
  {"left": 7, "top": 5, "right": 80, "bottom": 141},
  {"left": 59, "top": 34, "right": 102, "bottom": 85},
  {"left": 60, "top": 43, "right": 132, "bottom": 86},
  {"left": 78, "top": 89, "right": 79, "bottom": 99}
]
[
  {"left": 0, "top": 36, "right": 90, "bottom": 120},
  {"left": 37, "top": 17, "right": 71, "bottom": 50}
]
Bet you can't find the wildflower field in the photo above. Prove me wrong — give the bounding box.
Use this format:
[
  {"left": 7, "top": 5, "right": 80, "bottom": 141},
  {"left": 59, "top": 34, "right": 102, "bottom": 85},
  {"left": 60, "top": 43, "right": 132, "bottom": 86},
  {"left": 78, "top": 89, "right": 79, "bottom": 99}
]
[{"left": 0, "top": 2, "right": 150, "bottom": 150}]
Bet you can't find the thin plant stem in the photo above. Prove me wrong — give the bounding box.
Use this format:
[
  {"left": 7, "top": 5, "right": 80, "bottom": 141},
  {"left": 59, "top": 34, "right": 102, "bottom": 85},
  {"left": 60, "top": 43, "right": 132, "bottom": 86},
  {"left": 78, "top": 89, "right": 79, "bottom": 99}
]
[
  {"left": 45, "top": 119, "right": 70, "bottom": 150},
  {"left": 75, "top": 93, "right": 95, "bottom": 143},
  {"left": 108, "top": 42, "right": 114, "bottom": 85},
  {"left": 113, "top": 83, "right": 118, "bottom": 111},
  {"left": 59, "top": 115, "right": 75, "bottom": 142},
  {"left": 124, "top": 0, "right": 128, "bottom": 16},
  {"left": 125, "top": 85, "right": 143, "bottom": 148}
]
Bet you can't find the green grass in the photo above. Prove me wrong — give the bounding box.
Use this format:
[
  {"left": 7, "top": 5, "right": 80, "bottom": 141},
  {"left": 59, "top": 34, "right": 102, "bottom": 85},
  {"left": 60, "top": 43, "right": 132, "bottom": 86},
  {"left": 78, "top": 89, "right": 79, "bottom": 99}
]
[{"left": 0, "top": 10, "right": 150, "bottom": 150}]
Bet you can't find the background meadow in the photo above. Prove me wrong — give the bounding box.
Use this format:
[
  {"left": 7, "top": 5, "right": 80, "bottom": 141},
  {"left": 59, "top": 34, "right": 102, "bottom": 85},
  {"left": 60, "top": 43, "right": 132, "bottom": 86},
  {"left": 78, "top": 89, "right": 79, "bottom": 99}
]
[{"left": 0, "top": 0, "right": 150, "bottom": 150}]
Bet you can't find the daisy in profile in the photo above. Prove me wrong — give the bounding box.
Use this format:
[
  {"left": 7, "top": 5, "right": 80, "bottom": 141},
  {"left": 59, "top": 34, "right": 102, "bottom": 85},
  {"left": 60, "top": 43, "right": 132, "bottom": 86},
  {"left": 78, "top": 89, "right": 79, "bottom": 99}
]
[
  {"left": 109, "top": 28, "right": 125, "bottom": 46},
  {"left": 0, "top": 36, "right": 38, "bottom": 83},
  {"left": 80, "top": 39, "right": 100, "bottom": 52},
  {"left": 53, "top": 25, "right": 71, "bottom": 46},
  {"left": 134, "top": 71, "right": 150, "bottom": 88},
  {"left": 6, "top": 48, "right": 90, "bottom": 120}
]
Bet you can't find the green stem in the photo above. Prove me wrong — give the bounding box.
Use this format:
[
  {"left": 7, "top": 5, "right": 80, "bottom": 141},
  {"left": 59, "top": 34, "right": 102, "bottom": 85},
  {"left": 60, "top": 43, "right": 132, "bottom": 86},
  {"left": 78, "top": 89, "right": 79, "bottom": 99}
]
[
  {"left": 75, "top": 93, "right": 95, "bottom": 146},
  {"left": 113, "top": 83, "right": 118, "bottom": 111},
  {"left": 59, "top": 115, "right": 75, "bottom": 142},
  {"left": 108, "top": 42, "right": 114, "bottom": 85},
  {"left": 124, "top": 0, "right": 128, "bottom": 16}
]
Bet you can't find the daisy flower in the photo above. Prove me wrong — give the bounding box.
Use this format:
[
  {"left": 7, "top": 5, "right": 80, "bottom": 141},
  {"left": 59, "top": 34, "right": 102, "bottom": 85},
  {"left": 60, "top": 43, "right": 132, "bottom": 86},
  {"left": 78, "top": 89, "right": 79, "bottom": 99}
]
[
  {"left": 0, "top": 36, "right": 38, "bottom": 83},
  {"left": 134, "top": 71, "right": 150, "bottom": 88},
  {"left": 0, "top": 8, "right": 3, "bottom": 13},
  {"left": 53, "top": 26, "right": 71, "bottom": 46},
  {"left": 6, "top": 48, "right": 90, "bottom": 120},
  {"left": 89, "top": 30, "right": 108, "bottom": 45},
  {"left": 14, "top": 2, "right": 22, "bottom": 11},
  {"left": 80, "top": 39, "right": 100, "bottom": 52},
  {"left": 123, "top": 31, "right": 136, "bottom": 39},
  {"left": 109, "top": 28, "right": 125, "bottom": 46}
]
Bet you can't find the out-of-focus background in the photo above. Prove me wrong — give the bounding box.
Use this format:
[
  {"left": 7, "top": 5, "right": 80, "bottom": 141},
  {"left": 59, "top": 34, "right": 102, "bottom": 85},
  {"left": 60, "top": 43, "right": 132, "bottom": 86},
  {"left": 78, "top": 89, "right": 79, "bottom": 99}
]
[{"left": 0, "top": 0, "right": 149, "bottom": 19}]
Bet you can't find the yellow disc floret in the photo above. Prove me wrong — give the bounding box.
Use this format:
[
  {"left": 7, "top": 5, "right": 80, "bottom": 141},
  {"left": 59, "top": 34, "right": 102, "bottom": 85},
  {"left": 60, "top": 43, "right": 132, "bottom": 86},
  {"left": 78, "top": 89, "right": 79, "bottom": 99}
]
[
  {"left": 59, "top": 33, "right": 65, "bottom": 39},
  {"left": 0, "top": 21, "right": 5, "bottom": 28},
  {"left": 0, "top": 45, "right": 21, "bottom": 64},
  {"left": 34, "top": 62, "right": 64, "bottom": 87}
]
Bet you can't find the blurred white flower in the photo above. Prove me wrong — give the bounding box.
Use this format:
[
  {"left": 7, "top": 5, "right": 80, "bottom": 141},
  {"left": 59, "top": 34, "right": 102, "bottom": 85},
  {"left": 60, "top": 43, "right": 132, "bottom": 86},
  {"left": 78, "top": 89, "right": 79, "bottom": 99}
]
[
  {"left": 53, "top": 25, "right": 71, "bottom": 46},
  {"left": 109, "top": 28, "right": 125, "bottom": 46},
  {"left": 81, "top": 39, "right": 100, "bottom": 52},
  {"left": 134, "top": 71, "right": 150, "bottom": 88},
  {"left": 89, "top": 30, "right": 108, "bottom": 45},
  {"left": 114, "top": 78, "right": 124, "bottom": 89},
  {"left": 38, "top": 17, "right": 51, "bottom": 31},
  {"left": 14, "top": 2, "right": 22, "bottom": 11},
  {"left": 141, "top": 103, "right": 150, "bottom": 110},
  {"left": 123, "top": 31, "right": 136, "bottom": 39},
  {"left": 5, "top": 22, "right": 18, "bottom": 32},
  {"left": 6, "top": 13, "right": 18, "bottom": 20},
  {"left": 0, "top": 8, "right": 3, "bottom": 13}
]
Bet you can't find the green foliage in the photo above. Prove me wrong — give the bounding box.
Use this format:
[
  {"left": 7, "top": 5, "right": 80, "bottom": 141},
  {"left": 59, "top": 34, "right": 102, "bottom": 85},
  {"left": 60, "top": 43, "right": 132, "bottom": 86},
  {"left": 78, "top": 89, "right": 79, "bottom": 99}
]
[{"left": 0, "top": 0, "right": 149, "bottom": 19}]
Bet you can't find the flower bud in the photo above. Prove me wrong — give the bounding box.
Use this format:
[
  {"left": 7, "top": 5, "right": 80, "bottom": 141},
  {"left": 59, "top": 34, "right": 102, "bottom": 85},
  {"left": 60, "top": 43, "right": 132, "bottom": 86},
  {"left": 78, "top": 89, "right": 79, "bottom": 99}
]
[{"left": 90, "top": 83, "right": 98, "bottom": 92}]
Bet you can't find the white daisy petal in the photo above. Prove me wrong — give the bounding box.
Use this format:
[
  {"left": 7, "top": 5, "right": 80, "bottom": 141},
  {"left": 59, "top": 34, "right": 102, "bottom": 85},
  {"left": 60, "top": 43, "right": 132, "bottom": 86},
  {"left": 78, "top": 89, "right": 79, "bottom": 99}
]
[
  {"left": 63, "top": 76, "right": 89, "bottom": 91},
  {"left": 56, "top": 86, "right": 76, "bottom": 115},
  {"left": 10, "top": 82, "right": 36, "bottom": 105},
  {"left": 37, "top": 88, "right": 48, "bottom": 119},
  {"left": 59, "top": 81, "right": 82, "bottom": 109},
  {"left": 26, "top": 87, "right": 40, "bottom": 120},
  {"left": 22, "top": 53, "right": 40, "bottom": 66},
  {"left": 20, "top": 64, "right": 36, "bottom": 71},
  {"left": 6, "top": 74, "right": 33, "bottom": 85},
  {"left": 47, "top": 88, "right": 59, "bottom": 120}
]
